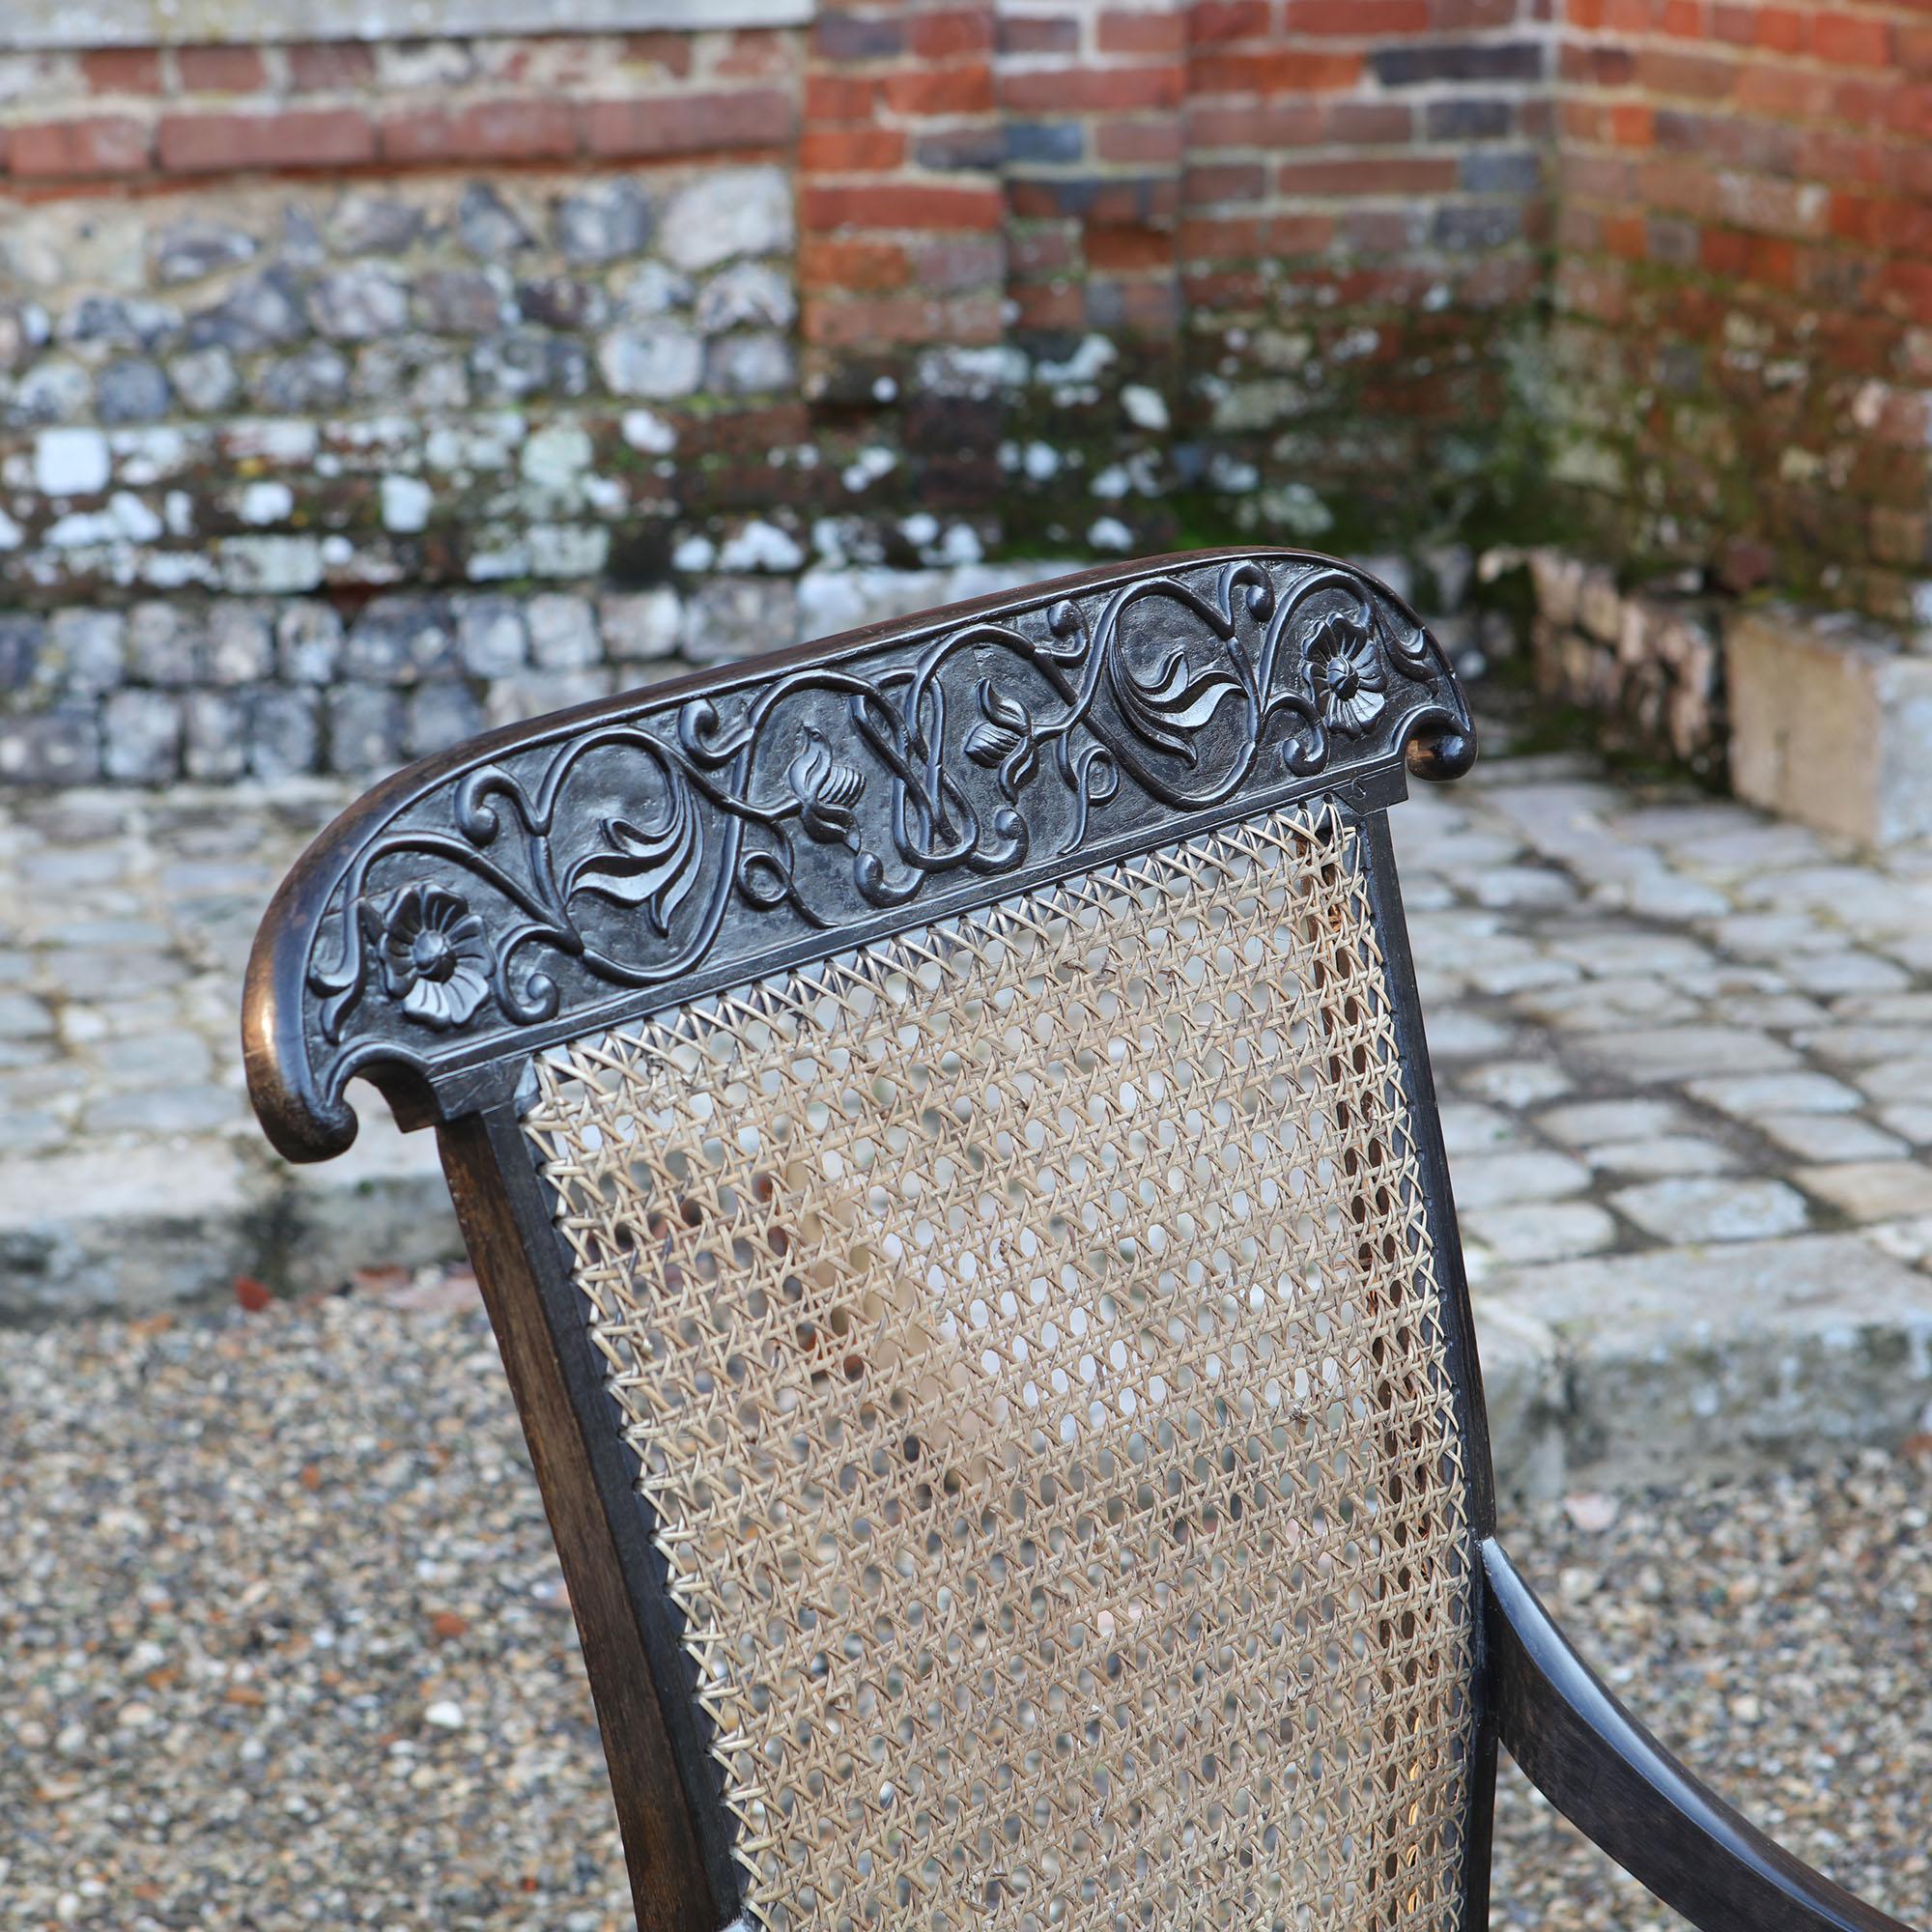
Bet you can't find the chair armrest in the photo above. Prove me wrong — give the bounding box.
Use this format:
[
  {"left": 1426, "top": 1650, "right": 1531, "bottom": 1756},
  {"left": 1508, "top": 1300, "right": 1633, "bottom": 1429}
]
[{"left": 1481, "top": 1536, "right": 1919, "bottom": 1932}]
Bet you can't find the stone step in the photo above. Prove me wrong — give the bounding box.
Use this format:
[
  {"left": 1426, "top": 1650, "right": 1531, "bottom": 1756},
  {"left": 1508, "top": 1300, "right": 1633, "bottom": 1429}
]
[
  {"left": 0, "top": 1111, "right": 461, "bottom": 1320},
  {"left": 1726, "top": 606, "right": 1932, "bottom": 848},
  {"left": 1478, "top": 1233, "right": 1932, "bottom": 1498}
]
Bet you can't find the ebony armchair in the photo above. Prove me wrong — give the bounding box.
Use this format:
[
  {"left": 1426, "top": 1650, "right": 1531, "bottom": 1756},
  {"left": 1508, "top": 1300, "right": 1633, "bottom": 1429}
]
[{"left": 244, "top": 550, "right": 1918, "bottom": 1932}]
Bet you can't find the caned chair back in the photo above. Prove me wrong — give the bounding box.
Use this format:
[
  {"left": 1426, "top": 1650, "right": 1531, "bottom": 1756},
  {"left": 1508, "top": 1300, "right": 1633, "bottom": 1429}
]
[{"left": 245, "top": 550, "right": 1492, "bottom": 1932}]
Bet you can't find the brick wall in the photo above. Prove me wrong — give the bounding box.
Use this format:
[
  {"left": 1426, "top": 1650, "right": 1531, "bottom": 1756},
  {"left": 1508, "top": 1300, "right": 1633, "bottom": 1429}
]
[
  {"left": 1550, "top": 0, "right": 1932, "bottom": 626},
  {"left": 0, "top": 4, "right": 1548, "bottom": 787}
]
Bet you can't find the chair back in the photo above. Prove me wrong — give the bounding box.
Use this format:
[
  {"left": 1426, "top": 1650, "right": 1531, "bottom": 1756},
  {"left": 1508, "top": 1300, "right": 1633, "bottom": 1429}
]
[{"left": 245, "top": 550, "right": 1494, "bottom": 1932}]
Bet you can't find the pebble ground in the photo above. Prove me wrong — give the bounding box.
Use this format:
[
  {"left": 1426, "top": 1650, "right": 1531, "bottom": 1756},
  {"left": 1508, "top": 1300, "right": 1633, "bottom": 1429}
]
[{"left": 5, "top": 1273, "right": 1928, "bottom": 1930}]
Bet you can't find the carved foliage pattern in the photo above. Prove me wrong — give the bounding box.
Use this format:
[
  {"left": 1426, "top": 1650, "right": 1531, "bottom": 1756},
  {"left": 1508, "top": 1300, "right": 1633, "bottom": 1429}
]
[{"left": 300, "top": 555, "right": 1464, "bottom": 1107}]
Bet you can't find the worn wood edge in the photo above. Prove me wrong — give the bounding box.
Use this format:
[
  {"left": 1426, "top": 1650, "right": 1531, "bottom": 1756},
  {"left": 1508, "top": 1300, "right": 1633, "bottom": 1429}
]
[
  {"left": 241, "top": 545, "right": 1471, "bottom": 1165},
  {"left": 1484, "top": 1536, "right": 1921, "bottom": 1932},
  {"left": 438, "top": 1106, "right": 736, "bottom": 1932}
]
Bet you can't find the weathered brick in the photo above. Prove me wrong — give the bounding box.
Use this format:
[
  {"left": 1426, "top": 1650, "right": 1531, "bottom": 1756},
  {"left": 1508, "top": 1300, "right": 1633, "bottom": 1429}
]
[
  {"left": 909, "top": 9, "right": 995, "bottom": 59},
  {"left": 1813, "top": 14, "right": 1890, "bottom": 69},
  {"left": 801, "top": 127, "right": 908, "bottom": 173},
  {"left": 800, "top": 236, "right": 909, "bottom": 290},
  {"left": 1095, "top": 118, "right": 1182, "bottom": 165},
  {"left": 1096, "top": 11, "right": 1187, "bottom": 55},
  {"left": 80, "top": 48, "right": 162, "bottom": 95},
  {"left": 1192, "top": 49, "right": 1365, "bottom": 94},
  {"left": 996, "top": 14, "right": 1081, "bottom": 54},
  {"left": 1278, "top": 156, "right": 1459, "bottom": 197},
  {"left": 383, "top": 99, "right": 578, "bottom": 163},
  {"left": 175, "top": 45, "right": 269, "bottom": 94},
  {"left": 585, "top": 87, "right": 798, "bottom": 159},
  {"left": 287, "top": 41, "right": 377, "bottom": 91},
  {"left": 812, "top": 10, "right": 905, "bottom": 60},
  {"left": 10, "top": 115, "right": 152, "bottom": 178},
  {"left": 879, "top": 68, "right": 995, "bottom": 116},
  {"left": 803, "top": 184, "right": 1004, "bottom": 233},
  {"left": 156, "top": 108, "right": 375, "bottom": 173},
  {"left": 1286, "top": 0, "right": 1430, "bottom": 30}
]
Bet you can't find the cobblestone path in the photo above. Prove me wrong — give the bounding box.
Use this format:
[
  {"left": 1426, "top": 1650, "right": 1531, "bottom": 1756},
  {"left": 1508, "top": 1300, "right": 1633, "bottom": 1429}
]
[{"left": 4, "top": 732, "right": 1932, "bottom": 1487}]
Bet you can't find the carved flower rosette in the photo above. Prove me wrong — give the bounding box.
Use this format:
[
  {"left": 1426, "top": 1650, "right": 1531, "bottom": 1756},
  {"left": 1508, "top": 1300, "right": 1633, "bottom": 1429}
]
[{"left": 274, "top": 552, "right": 1470, "bottom": 1145}]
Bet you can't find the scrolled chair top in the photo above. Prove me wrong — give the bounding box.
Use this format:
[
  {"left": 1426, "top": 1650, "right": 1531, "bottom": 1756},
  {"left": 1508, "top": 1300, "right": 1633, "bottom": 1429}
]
[{"left": 242, "top": 547, "right": 1474, "bottom": 1164}]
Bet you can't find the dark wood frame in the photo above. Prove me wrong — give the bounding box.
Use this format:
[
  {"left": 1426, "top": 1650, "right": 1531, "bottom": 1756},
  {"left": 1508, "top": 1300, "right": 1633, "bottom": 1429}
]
[{"left": 243, "top": 549, "right": 1922, "bottom": 1932}]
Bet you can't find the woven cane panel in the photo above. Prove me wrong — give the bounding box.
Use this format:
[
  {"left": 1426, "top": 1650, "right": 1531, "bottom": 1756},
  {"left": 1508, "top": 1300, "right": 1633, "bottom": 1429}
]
[{"left": 522, "top": 800, "right": 1475, "bottom": 1932}]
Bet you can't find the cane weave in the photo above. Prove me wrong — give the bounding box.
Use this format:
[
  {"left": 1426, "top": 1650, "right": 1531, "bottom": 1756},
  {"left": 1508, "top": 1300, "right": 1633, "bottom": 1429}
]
[{"left": 522, "top": 797, "right": 1476, "bottom": 1932}]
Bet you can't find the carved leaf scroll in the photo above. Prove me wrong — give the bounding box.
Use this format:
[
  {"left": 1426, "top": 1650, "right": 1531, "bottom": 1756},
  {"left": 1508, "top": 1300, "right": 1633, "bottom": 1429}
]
[{"left": 271, "top": 551, "right": 1471, "bottom": 1143}]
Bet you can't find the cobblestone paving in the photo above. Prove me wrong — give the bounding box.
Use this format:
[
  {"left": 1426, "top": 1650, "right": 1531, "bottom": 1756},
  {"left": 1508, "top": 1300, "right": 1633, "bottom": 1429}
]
[
  {"left": 3, "top": 1285, "right": 1927, "bottom": 1929},
  {"left": 4, "top": 731, "right": 1932, "bottom": 1486}
]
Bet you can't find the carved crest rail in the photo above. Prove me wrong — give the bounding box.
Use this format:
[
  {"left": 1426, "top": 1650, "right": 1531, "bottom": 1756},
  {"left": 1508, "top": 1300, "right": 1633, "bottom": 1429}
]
[{"left": 244, "top": 548, "right": 1474, "bottom": 1159}]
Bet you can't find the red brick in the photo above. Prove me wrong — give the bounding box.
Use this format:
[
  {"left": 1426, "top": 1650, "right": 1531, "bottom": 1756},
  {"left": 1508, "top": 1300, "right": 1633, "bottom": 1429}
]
[
  {"left": 1602, "top": 212, "right": 1648, "bottom": 260},
  {"left": 800, "top": 236, "right": 909, "bottom": 290},
  {"left": 1698, "top": 226, "right": 1751, "bottom": 276},
  {"left": 1186, "top": 100, "right": 1325, "bottom": 148},
  {"left": 805, "top": 74, "right": 883, "bottom": 123},
  {"left": 912, "top": 234, "right": 1003, "bottom": 290},
  {"left": 1286, "top": 0, "right": 1429, "bottom": 30},
  {"left": 1190, "top": 49, "right": 1364, "bottom": 94},
  {"left": 9, "top": 114, "right": 152, "bottom": 177},
  {"left": 1085, "top": 223, "right": 1175, "bottom": 271},
  {"left": 1186, "top": 0, "right": 1270, "bottom": 41},
  {"left": 1183, "top": 161, "right": 1268, "bottom": 204},
  {"left": 1553, "top": 99, "right": 1600, "bottom": 144},
  {"left": 1709, "top": 4, "right": 1755, "bottom": 43},
  {"left": 1009, "top": 282, "right": 1087, "bottom": 330},
  {"left": 80, "top": 48, "right": 161, "bottom": 95},
  {"left": 384, "top": 98, "right": 578, "bottom": 163},
  {"left": 1007, "top": 223, "right": 1077, "bottom": 275},
  {"left": 1609, "top": 102, "right": 1654, "bottom": 146},
  {"left": 287, "top": 41, "right": 377, "bottom": 91},
  {"left": 1900, "top": 25, "right": 1932, "bottom": 76},
  {"left": 1178, "top": 213, "right": 1335, "bottom": 260},
  {"left": 1633, "top": 48, "right": 1738, "bottom": 99},
  {"left": 1433, "top": 0, "right": 1520, "bottom": 23},
  {"left": 1325, "top": 99, "right": 1412, "bottom": 144},
  {"left": 714, "top": 29, "right": 792, "bottom": 80},
  {"left": 1813, "top": 14, "right": 1890, "bottom": 68},
  {"left": 1278, "top": 155, "right": 1459, "bottom": 195},
  {"left": 1753, "top": 8, "right": 1807, "bottom": 52},
  {"left": 584, "top": 88, "right": 798, "bottom": 159},
  {"left": 620, "top": 32, "right": 696, "bottom": 77},
  {"left": 1096, "top": 117, "right": 1184, "bottom": 164},
  {"left": 997, "top": 14, "right": 1081, "bottom": 53},
  {"left": 1093, "top": 274, "right": 1180, "bottom": 335},
  {"left": 909, "top": 7, "right": 995, "bottom": 58},
  {"left": 176, "top": 45, "right": 268, "bottom": 93},
  {"left": 998, "top": 65, "right": 1183, "bottom": 113},
  {"left": 806, "top": 290, "right": 1002, "bottom": 347},
  {"left": 1096, "top": 9, "right": 1187, "bottom": 55},
  {"left": 1736, "top": 64, "right": 1834, "bottom": 121},
  {"left": 156, "top": 107, "right": 373, "bottom": 172},
  {"left": 800, "top": 127, "right": 907, "bottom": 172},
  {"left": 803, "top": 182, "right": 1005, "bottom": 232},
  {"left": 879, "top": 67, "right": 995, "bottom": 115}
]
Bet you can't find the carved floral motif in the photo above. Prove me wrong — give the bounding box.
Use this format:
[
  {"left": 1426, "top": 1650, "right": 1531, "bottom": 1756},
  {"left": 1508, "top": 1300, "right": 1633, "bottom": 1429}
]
[
  {"left": 285, "top": 554, "right": 1467, "bottom": 1120},
  {"left": 369, "top": 884, "right": 493, "bottom": 1030}
]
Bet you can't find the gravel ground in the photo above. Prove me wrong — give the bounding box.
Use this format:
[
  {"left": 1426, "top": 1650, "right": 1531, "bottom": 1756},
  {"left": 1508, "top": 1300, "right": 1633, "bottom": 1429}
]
[{"left": 5, "top": 1275, "right": 1929, "bottom": 1931}]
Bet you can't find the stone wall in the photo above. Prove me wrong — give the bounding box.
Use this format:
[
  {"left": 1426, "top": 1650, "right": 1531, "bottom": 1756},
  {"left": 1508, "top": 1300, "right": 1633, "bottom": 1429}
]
[
  {"left": 9, "top": 1, "right": 1931, "bottom": 794},
  {"left": 0, "top": 2, "right": 1554, "bottom": 785},
  {"left": 1525, "top": 547, "right": 1726, "bottom": 774}
]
